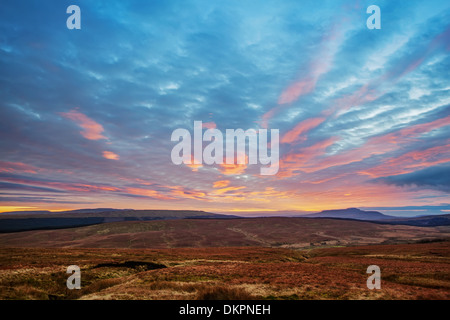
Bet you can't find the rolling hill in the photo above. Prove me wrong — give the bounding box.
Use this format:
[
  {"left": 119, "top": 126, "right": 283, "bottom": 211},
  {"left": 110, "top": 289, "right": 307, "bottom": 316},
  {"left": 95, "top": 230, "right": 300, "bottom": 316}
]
[
  {"left": 0, "top": 217, "right": 448, "bottom": 249},
  {"left": 304, "top": 208, "right": 450, "bottom": 227},
  {"left": 0, "top": 209, "right": 238, "bottom": 233},
  {"left": 379, "top": 213, "right": 450, "bottom": 227},
  {"left": 305, "top": 208, "right": 393, "bottom": 220}
]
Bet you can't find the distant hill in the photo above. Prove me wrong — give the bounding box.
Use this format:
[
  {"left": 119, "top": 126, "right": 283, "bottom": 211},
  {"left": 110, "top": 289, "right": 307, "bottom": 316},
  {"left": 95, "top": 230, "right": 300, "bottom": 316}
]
[
  {"left": 379, "top": 214, "right": 450, "bottom": 227},
  {"left": 0, "top": 209, "right": 239, "bottom": 233},
  {"left": 304, "top": 208, "right": 450, "bottom": 227},
  {"left": 2, "top": 207, "right": 448, "bottom": 233},
  {"left": 305, "top": 208, "right": 394, "bottom": 220}
]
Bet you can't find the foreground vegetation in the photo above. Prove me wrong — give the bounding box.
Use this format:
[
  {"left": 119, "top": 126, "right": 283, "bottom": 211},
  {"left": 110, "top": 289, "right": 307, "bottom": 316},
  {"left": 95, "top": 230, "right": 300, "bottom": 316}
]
[{"left": 1, "top": 241, "right": 449, "bottom": 300}]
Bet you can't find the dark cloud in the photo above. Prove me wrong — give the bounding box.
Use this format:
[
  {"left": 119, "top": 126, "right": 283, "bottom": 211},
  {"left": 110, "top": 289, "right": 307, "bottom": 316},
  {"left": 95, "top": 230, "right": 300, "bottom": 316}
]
[
  {"left": 375, "top": 165, "right": 450, "bottom": 193},
  {"left": 0, "top": 182, "right": 65, "bottom": 193},
  {"left": 0, "top": 196, "right": 92, "bottom": 204}
]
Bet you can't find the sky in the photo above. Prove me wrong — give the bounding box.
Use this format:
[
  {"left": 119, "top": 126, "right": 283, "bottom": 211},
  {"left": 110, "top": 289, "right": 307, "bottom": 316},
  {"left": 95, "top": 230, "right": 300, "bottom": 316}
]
[{"left": 0, "top": 0, "right": 449, "bottom": 216}]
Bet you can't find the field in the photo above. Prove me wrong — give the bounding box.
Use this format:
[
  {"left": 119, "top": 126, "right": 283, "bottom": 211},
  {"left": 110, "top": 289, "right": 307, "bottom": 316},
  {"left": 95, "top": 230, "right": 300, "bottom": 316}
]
[
  {"left": 0, "top": 241, "right": 449, "bottom": 300},
  {"left": 1, "top": 217, "right": 449, "bottom": 249},
  {"left": 0, "top": 217, "right": 449, "bottom": 300}
]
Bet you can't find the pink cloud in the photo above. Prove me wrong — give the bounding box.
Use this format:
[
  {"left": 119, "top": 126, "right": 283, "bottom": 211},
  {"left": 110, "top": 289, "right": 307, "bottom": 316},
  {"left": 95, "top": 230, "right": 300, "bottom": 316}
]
[
  {"left": 360, "top": 143, "right": 450, "bottom": 178},
  {"left": 277, "top": 78, "right": 316, "bottom": 105},
  {"left": 60, "top": 110, "right": 107, "bottom": 140},
  {"left": 281, "top": 117, "right": 326, "bottom": 144},
  {"left": 277, "top": 137, "right": 338, "bottom": 178},
  {"left": 202, "top": 122, "right": 216, "bottom": 129},
  {"left": 277, "top": 115, "right": 450, "bottom": 178},
  {"left": 102, "top": 151, "right": 119, "bottom": 160},
  {"left": 261, "top": 27, "right": 342, "bottom": 128},
  {"left": 370, "top": 115, "right": 450, "bottom": 146},
  {"left": 0, "top": 161, "right": 39, "bottom": 174}
]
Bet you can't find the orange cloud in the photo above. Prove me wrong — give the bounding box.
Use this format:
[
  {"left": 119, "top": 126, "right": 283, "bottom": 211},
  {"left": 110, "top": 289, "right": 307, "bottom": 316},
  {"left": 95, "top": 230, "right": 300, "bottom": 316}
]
[
  {"left": 103, "top": 151, "right": 119, "bottom": 160},
  {"left": 247, "top": 187, "right": 291, "bottom": 201},
  {"left": 168, "top": 185, "right": 207, "bottom": 200},
  {"left": 208, "top": 185, "right": 292, "bottom": 203},
  {"left": 133, "top": 178, "right": 153, "bottom": 186},
  {"left": 185, "top": 154, "right": 203, "bottom": 172},
  {"left": 60, "top": 110, "right": 107, "bottom": 140},
  {"left": 213, "top": 180, "right": 230, "bottom": 188},
  {"left": 289, "top": 183, "right": 424, "bottom": 211},
  {"left": 219, "top": 163, "right": 247, "bottom": 175},
  {"left": 126, "top": 187, "right": 175, "bottom": 200},
  {"left": 217, "top": 152, "right": 248, "bottom": 175},
  {"left": 212, "top": 186, "right": 246, "bottom": 195}
]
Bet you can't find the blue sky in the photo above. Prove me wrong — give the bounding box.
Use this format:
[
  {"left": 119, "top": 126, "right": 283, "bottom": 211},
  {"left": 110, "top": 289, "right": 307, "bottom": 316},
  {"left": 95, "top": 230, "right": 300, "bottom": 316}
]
[{"left": 0, "top": 0, "right": 449, "bottom": 216}]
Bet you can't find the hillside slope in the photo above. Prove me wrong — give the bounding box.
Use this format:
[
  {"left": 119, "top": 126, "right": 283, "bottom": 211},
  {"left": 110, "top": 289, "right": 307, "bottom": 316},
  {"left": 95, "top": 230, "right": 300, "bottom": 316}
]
[
  {"left": 0, "top": 217, "right": 448, "bottom": 249},
  {"left": 0, "top": 209, "right": 237, "bottom": 233},
  {"left": 305, "top": 208, "right": 393, "bottom": 220}
]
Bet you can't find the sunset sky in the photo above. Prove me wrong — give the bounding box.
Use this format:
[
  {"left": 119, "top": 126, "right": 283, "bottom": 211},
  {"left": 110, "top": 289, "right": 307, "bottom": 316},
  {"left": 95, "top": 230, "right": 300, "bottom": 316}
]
[{"left": 0, "top": 1, "right": 449, "bottom": 216}]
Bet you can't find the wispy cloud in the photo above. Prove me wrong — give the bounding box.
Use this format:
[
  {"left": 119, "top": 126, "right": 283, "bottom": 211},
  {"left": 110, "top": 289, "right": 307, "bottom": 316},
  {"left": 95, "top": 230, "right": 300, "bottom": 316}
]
[{"left": 60, "top": 110, "right": 107, "bottom": 141}]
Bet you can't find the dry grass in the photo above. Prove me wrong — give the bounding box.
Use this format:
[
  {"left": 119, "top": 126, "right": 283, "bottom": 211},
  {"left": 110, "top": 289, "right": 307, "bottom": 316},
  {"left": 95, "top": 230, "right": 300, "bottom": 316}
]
[
  {"left": 196, "top": 285, "right": 255, "bottom": 300},
  {"left": 0, "top": 242, "right": 449, "bottom": 300},
  {"left": 1, "top": 218, "right": 448, "bottom": 249}
]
